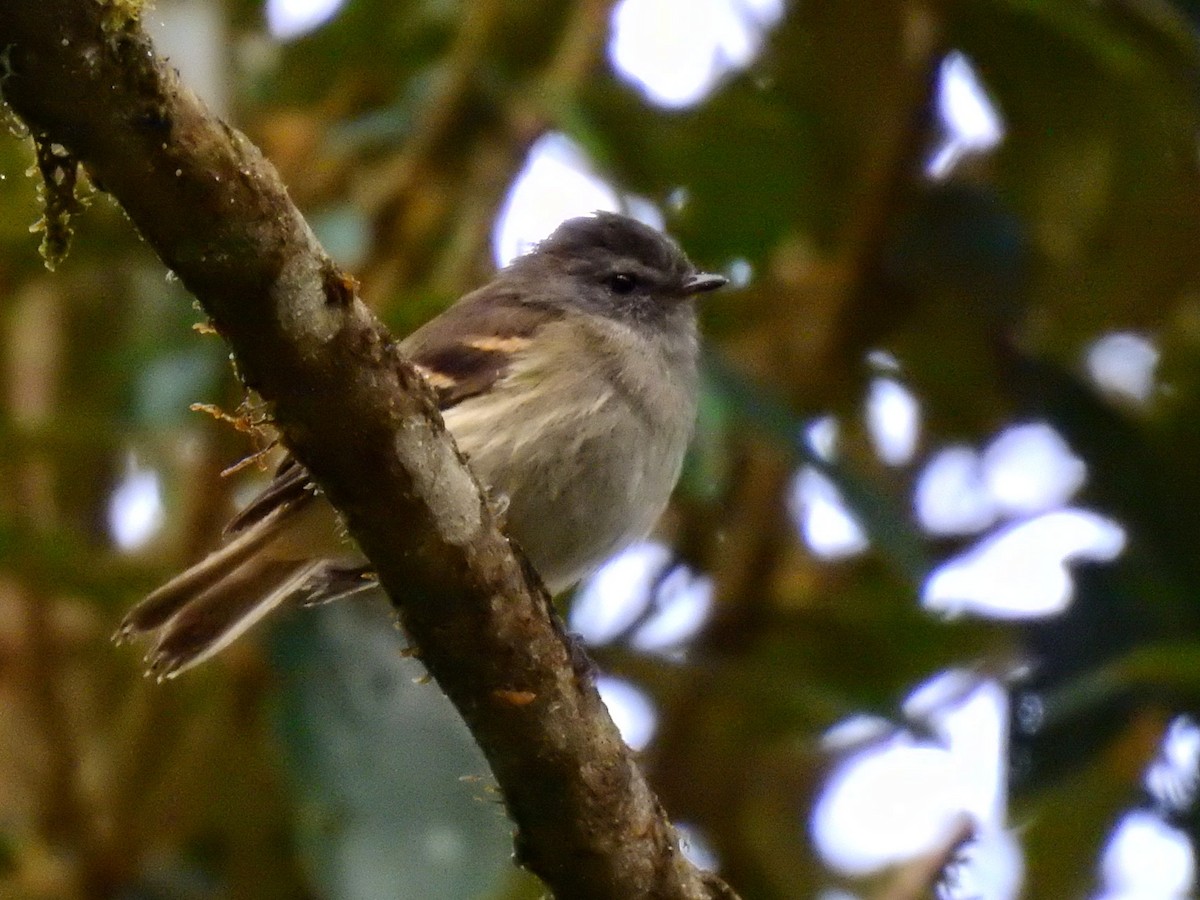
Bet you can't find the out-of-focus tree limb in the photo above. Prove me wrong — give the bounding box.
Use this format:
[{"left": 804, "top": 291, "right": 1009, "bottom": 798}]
[
  {"left": 873, "top": 816, "right": 975, "bottom": 900},
  {"left": 0, "top": 3, "right": 738, "bottom": 897}
]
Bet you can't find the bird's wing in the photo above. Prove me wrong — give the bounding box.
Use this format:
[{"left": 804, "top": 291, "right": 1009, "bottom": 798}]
[
  {"left": 400, "top": 283, "right": 559, "bottom": 407},
  {"left": 224, "top": 286, "right": 559, "bottom": 536}
]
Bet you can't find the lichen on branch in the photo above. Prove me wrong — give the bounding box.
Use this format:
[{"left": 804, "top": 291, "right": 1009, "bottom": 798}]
[{"left": 30, "top": 136, "right": 87, "bottom": 270}]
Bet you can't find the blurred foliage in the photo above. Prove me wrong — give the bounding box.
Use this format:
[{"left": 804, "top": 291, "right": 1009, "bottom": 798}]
[{"left": 3, "top": 0, "right": 1200, "bottom": 897}]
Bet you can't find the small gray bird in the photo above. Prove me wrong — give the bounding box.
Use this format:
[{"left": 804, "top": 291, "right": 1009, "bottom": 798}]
[{"left": 117, "top": 212, "right": 727, "bottom": 678}]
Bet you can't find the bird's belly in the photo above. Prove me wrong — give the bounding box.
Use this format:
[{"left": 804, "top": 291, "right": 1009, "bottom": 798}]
[{"left": 444, "top": 379, "right": 693, "bottom": 593}]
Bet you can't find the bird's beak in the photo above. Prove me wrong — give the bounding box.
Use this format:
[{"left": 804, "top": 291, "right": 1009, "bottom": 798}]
[{"left": 682, "top": 271, "right": 729, "bottom": 294}]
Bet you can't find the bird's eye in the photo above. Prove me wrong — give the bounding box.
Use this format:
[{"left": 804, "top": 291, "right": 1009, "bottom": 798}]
[{"left": 607, "top": 272, "right": 638, "bottom": 295}]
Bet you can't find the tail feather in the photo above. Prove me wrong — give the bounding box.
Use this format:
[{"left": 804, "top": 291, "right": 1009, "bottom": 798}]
[
  {"left": 116, "top": 511, "right": 287, "bottom": 638},
  {"left": 143, "top": 557, "right": 324, "bottom": 680},
  {"left": 116, "top": 497, "right": 375, "bottom": 679},
  {"left": 300, "top": 565, "right": 377, "bottom": 607}
]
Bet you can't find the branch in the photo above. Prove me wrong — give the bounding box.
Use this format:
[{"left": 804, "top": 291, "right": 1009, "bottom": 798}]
[
  {"left": 873, "top": 816, "right": 974, "bottom": 900},
  {"left": 0, "top": 4, "right": 738, "bottom": 898}
]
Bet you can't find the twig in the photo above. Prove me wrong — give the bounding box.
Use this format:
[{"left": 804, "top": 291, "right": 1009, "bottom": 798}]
[
  {"left": 872, "top": 815, "right": 975, "bottom": 900},
  {"left": 426, "top": 0, "right": 620, "bottom": 296},
  {"left": 826, "top": 0, "right": 947, "bottom": 365},
  {"left": 357, "top": 0, "right": 509, "bottom": 297},
  {"left": 360, "top": 0, "right": 507, "bottom": 223}
]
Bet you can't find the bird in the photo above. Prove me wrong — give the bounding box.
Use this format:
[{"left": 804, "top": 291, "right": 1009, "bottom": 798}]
[{"left": 116, "top": 211, "right": 728, "bottom": 678}]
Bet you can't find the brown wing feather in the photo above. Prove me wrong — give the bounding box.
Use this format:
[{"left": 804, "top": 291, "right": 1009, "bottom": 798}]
[
  {"left": 401, "top": 284, "right": 561, "bottom": 407},
  {"left": 224, "top": 286, "right": 559, "bottom": 536}
]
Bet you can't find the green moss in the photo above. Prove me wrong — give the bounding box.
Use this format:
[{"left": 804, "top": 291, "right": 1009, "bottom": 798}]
[
  {"left": 29, "top": 136, "right": 88, "bottom": 271},
  {"left": 97, "top": 0, "right": 153, "bottom": 35}
]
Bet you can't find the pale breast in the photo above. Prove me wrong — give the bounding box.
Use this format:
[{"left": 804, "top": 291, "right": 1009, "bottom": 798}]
[{"left": 442, "top": 313, "right": 699, "bottom": 592}]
